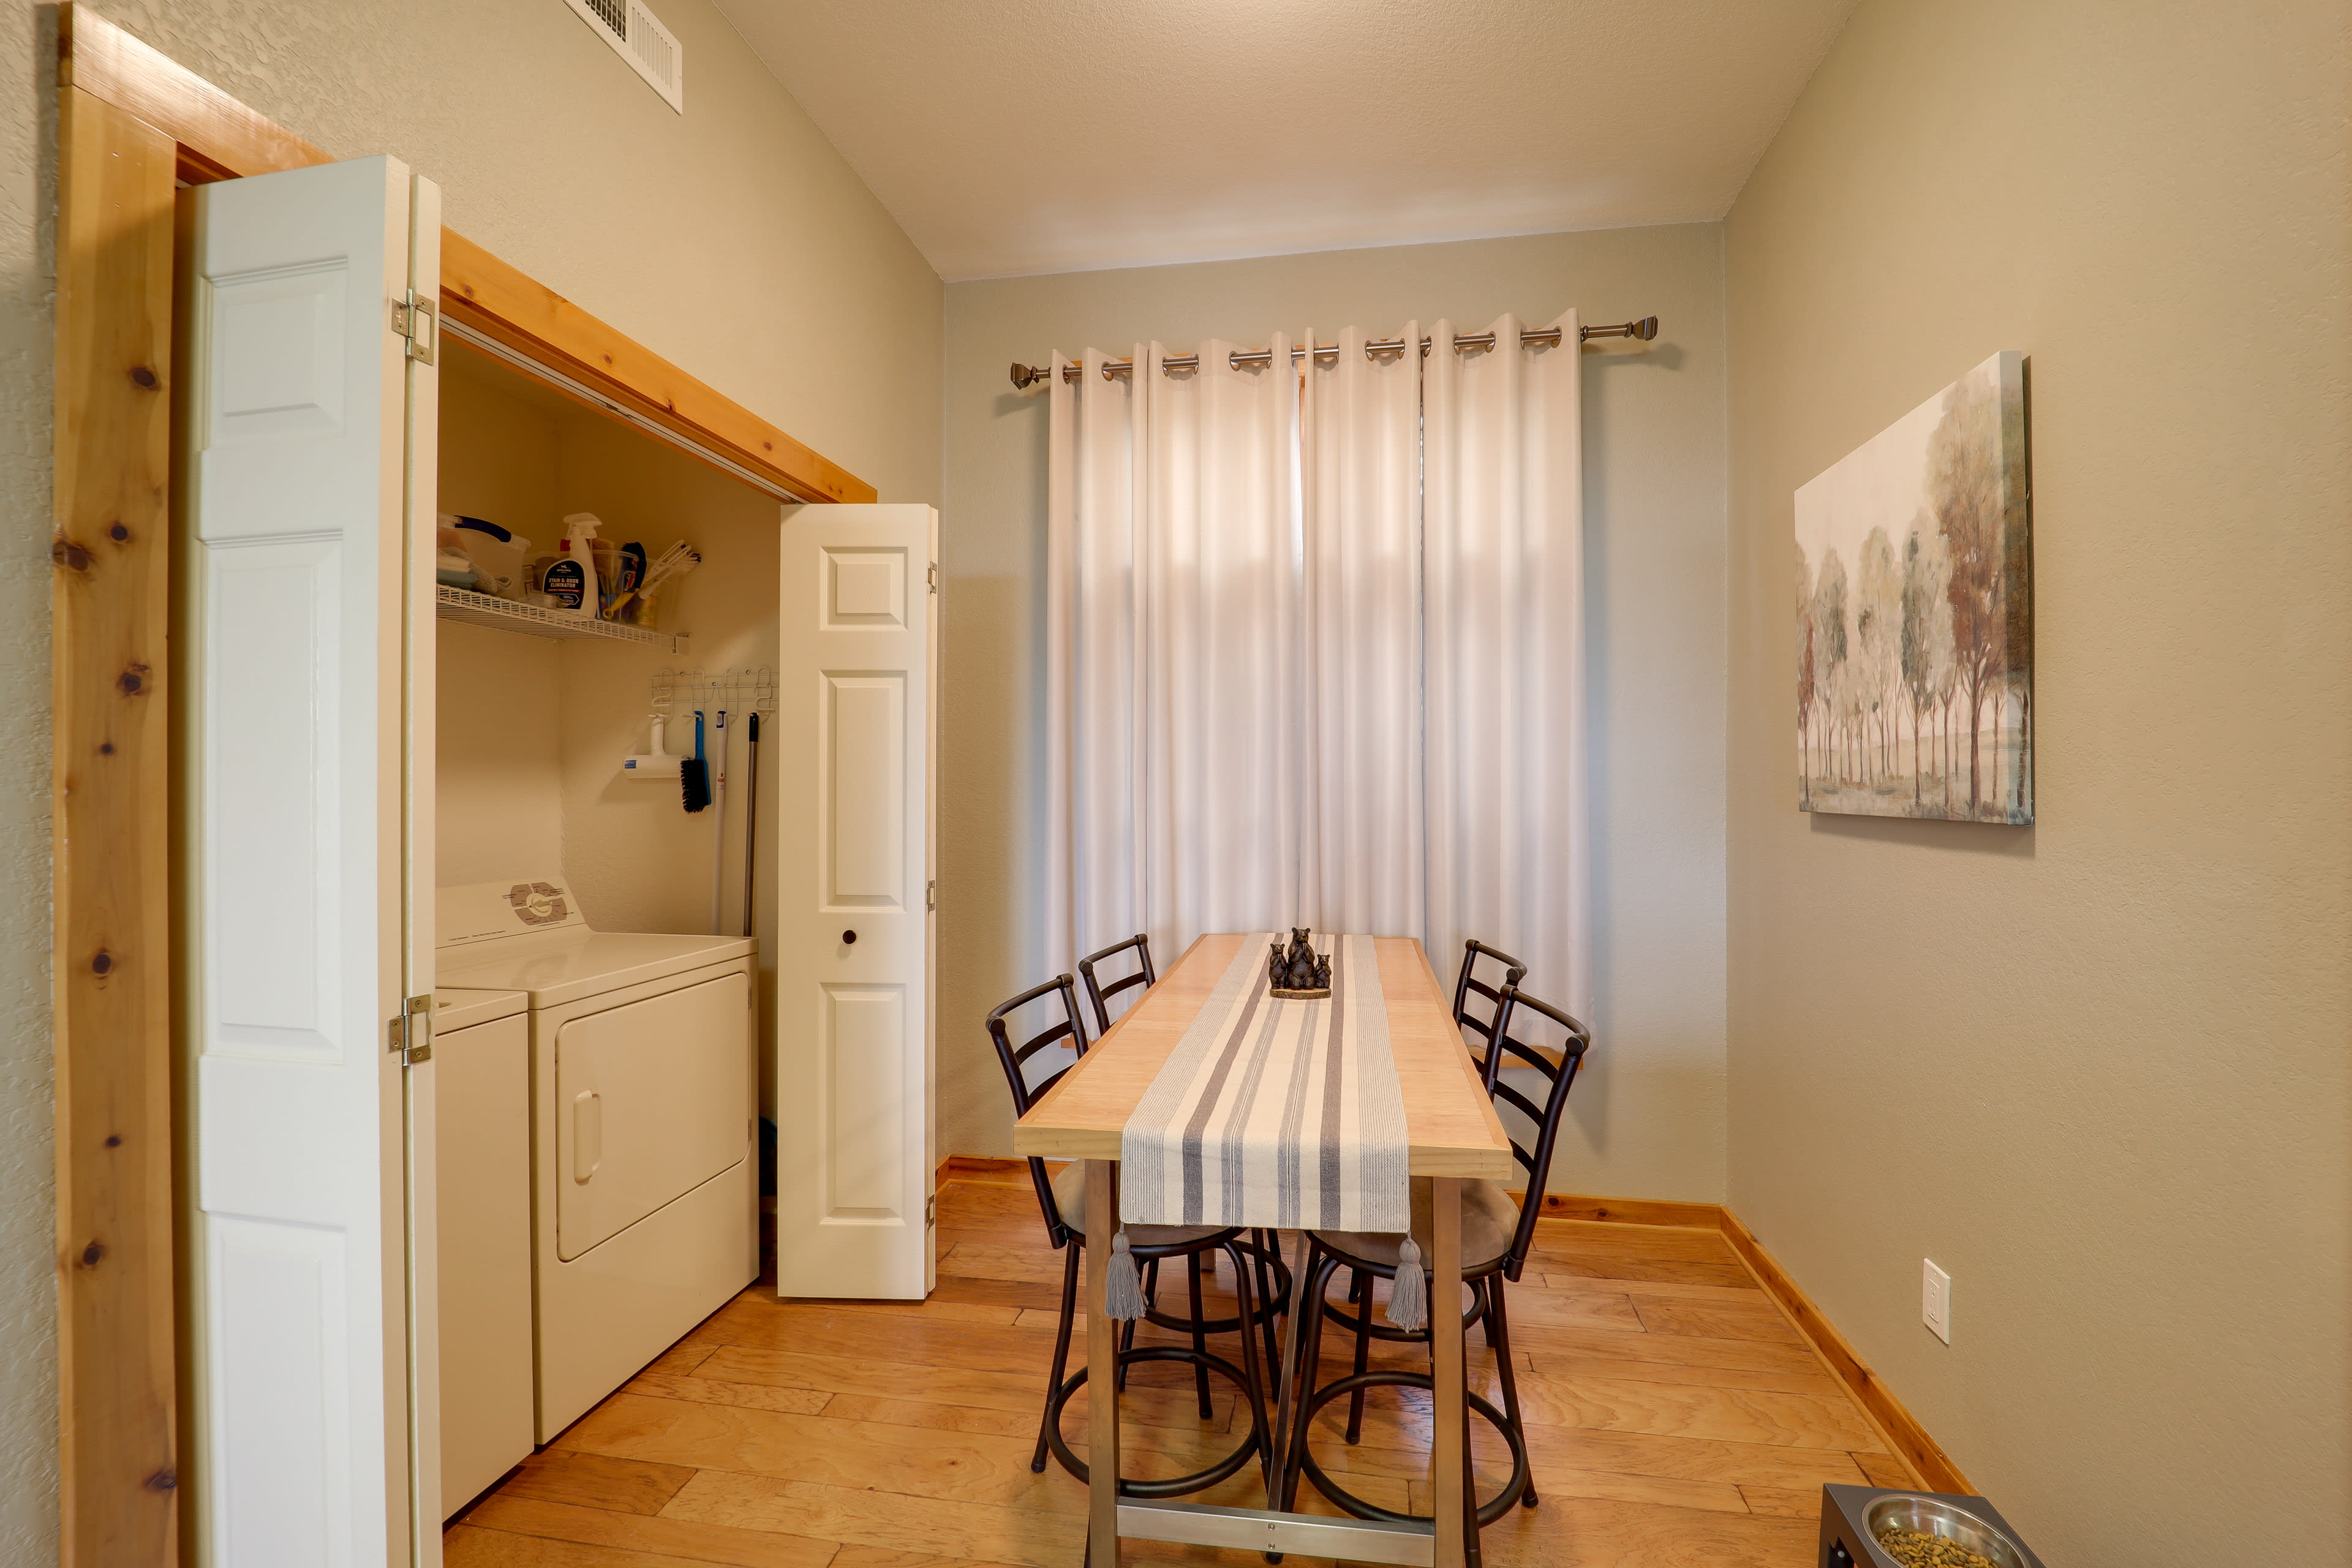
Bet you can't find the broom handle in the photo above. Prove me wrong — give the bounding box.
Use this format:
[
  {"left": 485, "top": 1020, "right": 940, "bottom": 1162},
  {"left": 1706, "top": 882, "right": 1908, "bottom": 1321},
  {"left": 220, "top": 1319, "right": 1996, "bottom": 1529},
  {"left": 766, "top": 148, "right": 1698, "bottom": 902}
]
[{"left": 709, "top": 711, "right": 728, "bottom": 935}]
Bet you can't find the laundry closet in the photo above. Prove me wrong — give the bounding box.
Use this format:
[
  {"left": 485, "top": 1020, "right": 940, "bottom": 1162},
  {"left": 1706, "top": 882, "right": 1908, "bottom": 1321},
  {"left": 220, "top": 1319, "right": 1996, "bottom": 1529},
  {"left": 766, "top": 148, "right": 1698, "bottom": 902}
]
[
  {"left": 173, "top": 156, "right": 937, "bottom": 1552},
  {"left": 426, "top": 341, "right": 781, "bottom": 1511}
]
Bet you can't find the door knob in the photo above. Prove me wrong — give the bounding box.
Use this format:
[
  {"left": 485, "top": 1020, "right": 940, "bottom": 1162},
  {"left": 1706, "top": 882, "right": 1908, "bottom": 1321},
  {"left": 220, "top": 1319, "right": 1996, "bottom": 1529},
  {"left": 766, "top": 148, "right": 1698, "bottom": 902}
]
[{"left": 842, "top": 929, "right": 858, "bottom": 944}]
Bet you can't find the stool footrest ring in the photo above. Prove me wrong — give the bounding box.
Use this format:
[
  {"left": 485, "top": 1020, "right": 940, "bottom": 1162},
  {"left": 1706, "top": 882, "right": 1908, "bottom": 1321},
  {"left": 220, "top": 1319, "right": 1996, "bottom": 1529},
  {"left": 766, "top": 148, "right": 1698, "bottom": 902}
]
[
  {"left": 1294, "top": 1370, "right": 1529, "bottom": 1528},
  {"left": 1047, "top": 1345, "right": 1264, "bottom": 1498}
]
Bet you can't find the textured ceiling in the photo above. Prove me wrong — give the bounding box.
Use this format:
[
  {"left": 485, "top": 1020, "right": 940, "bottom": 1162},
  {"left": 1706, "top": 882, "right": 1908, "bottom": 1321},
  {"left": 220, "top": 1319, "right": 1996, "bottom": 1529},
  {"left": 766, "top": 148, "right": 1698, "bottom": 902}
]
[{"left": 713, "top": 0, "right": 1857, "bottom": 280}]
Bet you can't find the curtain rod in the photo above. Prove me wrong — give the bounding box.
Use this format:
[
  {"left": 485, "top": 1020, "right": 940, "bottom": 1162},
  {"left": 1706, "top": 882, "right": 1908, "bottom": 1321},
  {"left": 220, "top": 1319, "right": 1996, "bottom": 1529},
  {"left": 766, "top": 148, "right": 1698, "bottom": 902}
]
[{"left": 1009, "top": 316, "right": 1656, "bottom": 389}]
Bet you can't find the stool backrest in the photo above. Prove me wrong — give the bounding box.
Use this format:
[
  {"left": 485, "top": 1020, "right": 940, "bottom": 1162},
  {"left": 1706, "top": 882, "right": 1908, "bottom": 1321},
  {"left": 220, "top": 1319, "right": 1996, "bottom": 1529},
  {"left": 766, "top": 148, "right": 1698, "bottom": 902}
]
[
  {"left": 1452, "top": 940, "right": 1527, "bottom": 1070},
  {"left": 985, "top": 974, "right": 1090, "bottom": 1246},
  {"left": 1484, "top": 984, "right": 1593, "bottom": 1278},
  {"left": 1077, "top": 933, "right": 1156, "bottom": 1036}
]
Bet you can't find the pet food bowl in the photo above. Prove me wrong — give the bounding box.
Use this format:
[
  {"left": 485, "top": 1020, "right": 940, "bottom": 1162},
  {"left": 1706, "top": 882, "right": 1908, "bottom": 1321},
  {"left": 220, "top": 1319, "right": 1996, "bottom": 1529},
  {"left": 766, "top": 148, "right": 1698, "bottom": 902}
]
[
  {"left": 1819, "top": 1484, "right": 2046, "bottom": 1568},
  {"left": 1865, "top": 1494, "right": 2030, "bottom": 1568}
]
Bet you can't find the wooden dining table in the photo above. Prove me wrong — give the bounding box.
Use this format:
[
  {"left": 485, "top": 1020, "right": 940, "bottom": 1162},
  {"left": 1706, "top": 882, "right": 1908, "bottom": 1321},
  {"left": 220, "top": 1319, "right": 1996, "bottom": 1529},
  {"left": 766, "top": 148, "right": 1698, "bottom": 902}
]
[{"left": 1014, "top": 933, "right": 1516, "bottom": 1568}]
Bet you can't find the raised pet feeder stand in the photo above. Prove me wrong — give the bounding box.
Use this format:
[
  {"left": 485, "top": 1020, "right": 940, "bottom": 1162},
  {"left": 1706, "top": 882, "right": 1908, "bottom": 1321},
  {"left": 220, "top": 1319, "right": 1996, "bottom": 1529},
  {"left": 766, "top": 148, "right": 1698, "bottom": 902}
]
[{"left": 1821, "top": 1485, "right": 2046, "bottom": 1568}]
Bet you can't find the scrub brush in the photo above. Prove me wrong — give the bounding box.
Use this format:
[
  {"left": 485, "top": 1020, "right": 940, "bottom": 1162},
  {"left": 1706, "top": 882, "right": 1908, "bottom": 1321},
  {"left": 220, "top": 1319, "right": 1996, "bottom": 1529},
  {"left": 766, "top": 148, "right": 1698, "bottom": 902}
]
[{"left": 680, "top": 709, "right": 712, "bottom": 813}]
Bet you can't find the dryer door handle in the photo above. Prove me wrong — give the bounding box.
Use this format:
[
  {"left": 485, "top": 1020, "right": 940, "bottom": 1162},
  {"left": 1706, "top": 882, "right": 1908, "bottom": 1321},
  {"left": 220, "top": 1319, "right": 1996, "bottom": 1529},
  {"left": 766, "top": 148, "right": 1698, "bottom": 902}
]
[{"left": 573, "top": 1090, "right": 603, "bottom": 1183}]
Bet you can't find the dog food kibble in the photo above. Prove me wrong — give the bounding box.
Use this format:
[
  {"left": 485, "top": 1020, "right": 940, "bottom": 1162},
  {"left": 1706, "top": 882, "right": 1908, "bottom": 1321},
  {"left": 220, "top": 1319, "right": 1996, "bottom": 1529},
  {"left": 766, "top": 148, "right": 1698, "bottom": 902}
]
[{"left": 1874, "top": 1527, "right": 1999, "bottom": 1568}]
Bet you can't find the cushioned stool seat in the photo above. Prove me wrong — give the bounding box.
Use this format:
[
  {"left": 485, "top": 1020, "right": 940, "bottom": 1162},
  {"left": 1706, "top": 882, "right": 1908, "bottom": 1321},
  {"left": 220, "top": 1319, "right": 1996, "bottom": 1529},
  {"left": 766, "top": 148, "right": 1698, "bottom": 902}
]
[
  {"left": 1051, "top": 1163, "right": 1224, "bottom": 1247},
  {"left": 1311, "top": 1177, "right": 1521, "bottom": 1275}
]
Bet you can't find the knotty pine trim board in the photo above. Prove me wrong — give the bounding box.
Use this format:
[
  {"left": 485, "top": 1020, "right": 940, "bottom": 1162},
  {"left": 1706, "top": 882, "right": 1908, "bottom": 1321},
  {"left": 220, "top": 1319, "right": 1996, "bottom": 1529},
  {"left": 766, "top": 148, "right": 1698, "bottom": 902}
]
[
  {"left": 51, "top": 77, "right": 181, "bottom": 1568},
  {"left": 1528, "top": 1190, "right": 1724, "bottom": 1228},
  {"left": 937, "top": 1155, "right": 1064, "bottom": 1187},
  {"left": 59, "top": 3, "right": 871, "bottom": 508},
  {"left": 438, "top": 235, "right": 871, "bottom": 505}
]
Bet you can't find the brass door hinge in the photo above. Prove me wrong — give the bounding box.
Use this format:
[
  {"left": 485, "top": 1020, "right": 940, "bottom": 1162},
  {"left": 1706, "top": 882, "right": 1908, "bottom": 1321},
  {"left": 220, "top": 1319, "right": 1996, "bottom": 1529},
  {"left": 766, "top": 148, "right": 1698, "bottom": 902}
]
[
  {"left": 393, "top": 289, "right": 437, "bottom": 363},
  {"left": 388, "top": 993, "right": 434, "bottom": 1065},
  {"left": 926, "top": 879, "right": 936, "bottom": 912},
  {"left": 927, "top": 562, "right": 938, "bottom": 594}
]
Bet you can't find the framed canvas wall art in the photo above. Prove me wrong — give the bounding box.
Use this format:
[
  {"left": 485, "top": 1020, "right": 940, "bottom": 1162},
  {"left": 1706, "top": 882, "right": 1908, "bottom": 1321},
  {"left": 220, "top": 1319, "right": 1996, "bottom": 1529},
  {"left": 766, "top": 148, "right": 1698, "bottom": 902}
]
[{"left": 1795, "top": 350, "right": 2032, "bottom": 823}]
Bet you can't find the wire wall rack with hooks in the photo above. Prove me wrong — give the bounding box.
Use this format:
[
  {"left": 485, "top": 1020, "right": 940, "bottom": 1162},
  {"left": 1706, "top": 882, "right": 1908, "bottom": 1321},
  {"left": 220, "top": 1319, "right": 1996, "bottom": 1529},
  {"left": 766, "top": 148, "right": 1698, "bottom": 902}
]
[{"left": 652, "top": 668, "right": 778, "bottom": 716}]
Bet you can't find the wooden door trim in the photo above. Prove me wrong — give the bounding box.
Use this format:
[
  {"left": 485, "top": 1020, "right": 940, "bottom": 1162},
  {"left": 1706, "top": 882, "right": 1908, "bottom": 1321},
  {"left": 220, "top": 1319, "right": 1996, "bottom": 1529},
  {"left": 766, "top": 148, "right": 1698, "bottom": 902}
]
[
  {"left": 436, "top": 235, "right": 868, "bottom": 504},
  {"left": 49, "top": 5, "right": 872, "bottom": 1558},
  {"left": 57, "top": 4, "right": 870, "bottom": 507},
  {"left": 52, "top": 73, "right": 180, "bottom": 1568}
]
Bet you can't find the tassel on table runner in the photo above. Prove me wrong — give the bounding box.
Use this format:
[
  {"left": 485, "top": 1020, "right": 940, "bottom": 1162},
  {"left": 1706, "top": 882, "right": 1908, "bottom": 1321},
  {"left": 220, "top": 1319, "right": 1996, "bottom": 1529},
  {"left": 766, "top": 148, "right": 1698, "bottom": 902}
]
[
  {"left": 1387, "top": 1237, "right": 1428, "bottom": 1332},
  {"left": 1104, "top": 1230, "right": 1147, "bottom": 1321}
]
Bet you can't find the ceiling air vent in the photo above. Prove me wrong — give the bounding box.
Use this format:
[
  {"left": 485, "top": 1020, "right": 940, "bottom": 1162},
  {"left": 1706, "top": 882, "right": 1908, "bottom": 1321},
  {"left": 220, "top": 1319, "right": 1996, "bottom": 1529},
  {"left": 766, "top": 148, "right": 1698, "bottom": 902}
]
[{"left": 560, "top": 0, "right": 683, "bottom": 112}]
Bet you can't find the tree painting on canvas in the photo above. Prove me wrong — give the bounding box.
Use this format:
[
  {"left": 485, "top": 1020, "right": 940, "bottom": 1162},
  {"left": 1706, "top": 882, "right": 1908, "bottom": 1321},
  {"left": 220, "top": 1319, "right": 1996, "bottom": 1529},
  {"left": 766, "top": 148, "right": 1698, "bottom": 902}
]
[{"left": 1796, "top": 351, "right": 2031, "bottom": 823}]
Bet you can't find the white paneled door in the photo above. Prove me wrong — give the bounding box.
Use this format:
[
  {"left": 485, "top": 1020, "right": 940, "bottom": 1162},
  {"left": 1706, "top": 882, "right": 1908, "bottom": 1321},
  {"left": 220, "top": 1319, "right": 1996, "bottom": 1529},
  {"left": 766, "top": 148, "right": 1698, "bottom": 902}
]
[
  {"left": 183, "top": 156, "right": 442, "bottom": 1565},
  {"left": 774, "top": 506, "right": 938, "bottom": 1298}
]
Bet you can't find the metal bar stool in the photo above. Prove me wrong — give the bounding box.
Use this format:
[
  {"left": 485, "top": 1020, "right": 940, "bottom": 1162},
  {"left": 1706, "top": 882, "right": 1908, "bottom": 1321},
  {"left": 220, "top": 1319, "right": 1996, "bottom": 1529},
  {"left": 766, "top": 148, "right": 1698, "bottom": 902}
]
[
  {"left": 1076, "top": 932, "right": 1157, "bottom": 1037},
  {"left": 986, "top": 975, "right": 1286, "bottom": 1496},
  {"left": 1452, "top": 939, "right": 1528, "bottom": 1079},
  {"left": 1079, "top": 932, "right": 1287, "bottom": 1384},
  {"left": 1273, "top": 980, "right": 1592, "bottom": 1564},
  {"left": 1319, "top": 938, "right": 1529, "bottom": 1446}
]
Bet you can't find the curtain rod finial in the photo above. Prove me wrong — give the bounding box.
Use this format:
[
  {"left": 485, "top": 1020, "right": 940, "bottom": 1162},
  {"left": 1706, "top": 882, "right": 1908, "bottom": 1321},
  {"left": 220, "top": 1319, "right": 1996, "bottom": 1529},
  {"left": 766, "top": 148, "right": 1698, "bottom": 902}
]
[{"left": 1010, "top": 361, "right": 1046, "bottom": 390}]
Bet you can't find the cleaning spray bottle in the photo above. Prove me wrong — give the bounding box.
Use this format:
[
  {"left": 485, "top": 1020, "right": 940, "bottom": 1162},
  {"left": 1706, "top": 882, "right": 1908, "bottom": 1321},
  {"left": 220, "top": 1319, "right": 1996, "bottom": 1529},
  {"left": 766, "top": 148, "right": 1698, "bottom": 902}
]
[{"left": 540, "top": 513, "right": 601, "bottom": 617}]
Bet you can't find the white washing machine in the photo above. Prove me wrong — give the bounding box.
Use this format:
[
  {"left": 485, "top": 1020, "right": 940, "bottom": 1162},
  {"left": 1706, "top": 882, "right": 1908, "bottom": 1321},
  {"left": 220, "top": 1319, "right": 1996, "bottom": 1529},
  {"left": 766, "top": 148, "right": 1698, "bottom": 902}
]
[
  {"left": 435, "top": 879, "right": 758, "bottom": 1441},
  {"left": 432, "top": 986, "right": 532, "bottom": 1514}
]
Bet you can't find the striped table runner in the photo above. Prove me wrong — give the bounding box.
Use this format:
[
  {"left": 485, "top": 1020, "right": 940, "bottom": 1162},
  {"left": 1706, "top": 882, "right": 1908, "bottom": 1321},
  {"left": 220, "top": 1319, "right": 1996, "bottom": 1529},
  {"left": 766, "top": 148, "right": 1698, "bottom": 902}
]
[{"left": 1118, "top": 934, "right": 1411, "bottom": 1234}]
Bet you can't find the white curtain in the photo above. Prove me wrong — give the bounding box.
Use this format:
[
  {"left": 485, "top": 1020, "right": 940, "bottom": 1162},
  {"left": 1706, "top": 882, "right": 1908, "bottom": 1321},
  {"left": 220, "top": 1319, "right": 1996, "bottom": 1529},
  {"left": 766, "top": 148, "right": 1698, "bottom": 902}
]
[
  {"left": 1046, "top": 338, "right": 1302, "bottom": 975},
  {"left": 1301, "top": 324, "right": 1425, "bottom": 937},
  {"left": 1046, "top": 315, "right": 1590, "bottom": 1021},
  {"left": 1421, "top": 316, "right": 1589, "bottom": 1019}
]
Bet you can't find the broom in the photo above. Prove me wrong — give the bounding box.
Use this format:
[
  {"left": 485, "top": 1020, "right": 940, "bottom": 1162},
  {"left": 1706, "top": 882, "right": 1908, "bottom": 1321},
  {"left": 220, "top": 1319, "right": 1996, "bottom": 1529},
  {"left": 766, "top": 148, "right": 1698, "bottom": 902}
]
[{"left": 680, "top": 710, "right": 711, "bottom": 812}]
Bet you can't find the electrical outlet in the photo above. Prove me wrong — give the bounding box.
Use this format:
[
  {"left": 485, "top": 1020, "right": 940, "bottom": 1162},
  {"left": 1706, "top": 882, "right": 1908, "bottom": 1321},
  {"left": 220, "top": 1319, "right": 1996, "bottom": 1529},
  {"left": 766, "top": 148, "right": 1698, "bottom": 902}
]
[{"left": 1921, "top": 1258, "right": 1952, "bottom": 1343}]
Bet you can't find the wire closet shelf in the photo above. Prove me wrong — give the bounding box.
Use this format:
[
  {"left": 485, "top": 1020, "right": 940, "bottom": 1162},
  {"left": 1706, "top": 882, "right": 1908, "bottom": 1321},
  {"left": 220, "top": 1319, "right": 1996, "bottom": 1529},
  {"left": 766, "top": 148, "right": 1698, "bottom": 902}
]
[
  {"left": 435, "top": 584, "right": 691, "bottom": 654},
  {"left": 1008, "top": 315, "right": 1659, "bottom": 389}
]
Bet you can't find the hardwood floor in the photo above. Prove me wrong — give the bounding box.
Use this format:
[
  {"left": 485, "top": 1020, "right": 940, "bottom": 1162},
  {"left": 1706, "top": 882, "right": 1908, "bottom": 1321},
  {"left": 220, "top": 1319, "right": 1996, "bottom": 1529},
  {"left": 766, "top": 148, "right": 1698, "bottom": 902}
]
[{"left": 448, "top": 1178, "right": 1915, "bottom": 1567}]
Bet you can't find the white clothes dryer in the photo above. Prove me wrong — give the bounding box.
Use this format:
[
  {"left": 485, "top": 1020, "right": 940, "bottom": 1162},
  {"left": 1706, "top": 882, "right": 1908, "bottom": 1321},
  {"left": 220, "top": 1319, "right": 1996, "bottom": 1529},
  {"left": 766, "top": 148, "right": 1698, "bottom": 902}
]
[{"left": 435, "top": 879, "right": 757, "bottom": 1441}]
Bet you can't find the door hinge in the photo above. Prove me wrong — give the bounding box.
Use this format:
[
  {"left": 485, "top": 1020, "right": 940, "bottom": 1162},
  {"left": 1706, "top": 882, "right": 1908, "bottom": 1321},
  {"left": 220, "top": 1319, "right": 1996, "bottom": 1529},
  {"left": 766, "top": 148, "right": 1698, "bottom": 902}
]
[
  {"left": 388, "top": 993, "right": 434, "bottom": 1065},
  {"left": 925, "top": 1195, "right": 937, "bottom": 1229},
  {"left": 393, "top": 289, "right": 437, "bottom": 364},
  {"left": 927, "top": 562, "right": 938, "bottom": 594},
  {"left": 926, "top": 880, "right": 936, "bottom": 911}
]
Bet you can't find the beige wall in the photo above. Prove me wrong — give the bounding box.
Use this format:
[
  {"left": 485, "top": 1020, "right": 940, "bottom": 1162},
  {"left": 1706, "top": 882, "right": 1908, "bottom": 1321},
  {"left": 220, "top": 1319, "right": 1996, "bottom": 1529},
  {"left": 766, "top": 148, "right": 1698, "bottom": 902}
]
[
  {"left": 1724, "top": 1, "right": 2350, "bottom": 1559},
  {"left": 436, "top": 356, "right": 567, "bottom": 888},
  {"left": 0, "top": 2, "right": 939, "bottom": 1556},
  {"left": 940, "top": 227, "right": 1731, "bottom": 1197},
  {"left": 0, "top": 5, "right": 56, "bottom": 1547}
]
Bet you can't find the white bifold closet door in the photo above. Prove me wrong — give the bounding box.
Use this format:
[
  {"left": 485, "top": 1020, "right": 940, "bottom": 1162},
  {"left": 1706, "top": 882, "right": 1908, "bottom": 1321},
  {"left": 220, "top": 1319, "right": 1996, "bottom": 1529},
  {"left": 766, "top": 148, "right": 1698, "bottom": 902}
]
[
  {"left": 183, "top": 155, "right": 443, "bottom": 1566},
  {"left": 774, "top": 505, "right": 939, "bottom": 1299}
]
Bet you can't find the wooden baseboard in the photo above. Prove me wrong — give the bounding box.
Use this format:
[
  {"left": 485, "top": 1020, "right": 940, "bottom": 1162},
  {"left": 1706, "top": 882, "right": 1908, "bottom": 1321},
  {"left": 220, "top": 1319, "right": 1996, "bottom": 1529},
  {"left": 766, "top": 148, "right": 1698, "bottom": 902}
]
[
  {"left": 1544, "top": 1192, "right": 1971, "bottom": 1496},
  {"left": 1521, "top": 1189, "right": 1724, "bottom": 1228},
  {"left": 935, "top": 1155, "right": 1064, "bottom": 1188},
  {"left": 1713, "top": 1206, "right": 1970, "bottom": 1494}
]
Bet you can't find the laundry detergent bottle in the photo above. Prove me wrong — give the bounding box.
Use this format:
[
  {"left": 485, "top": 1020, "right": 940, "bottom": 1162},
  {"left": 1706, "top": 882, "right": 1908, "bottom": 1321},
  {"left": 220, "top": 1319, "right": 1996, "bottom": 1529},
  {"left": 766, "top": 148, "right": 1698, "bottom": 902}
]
[{"left": 541, "top": 513, "right": 601, "bottom": 616}]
